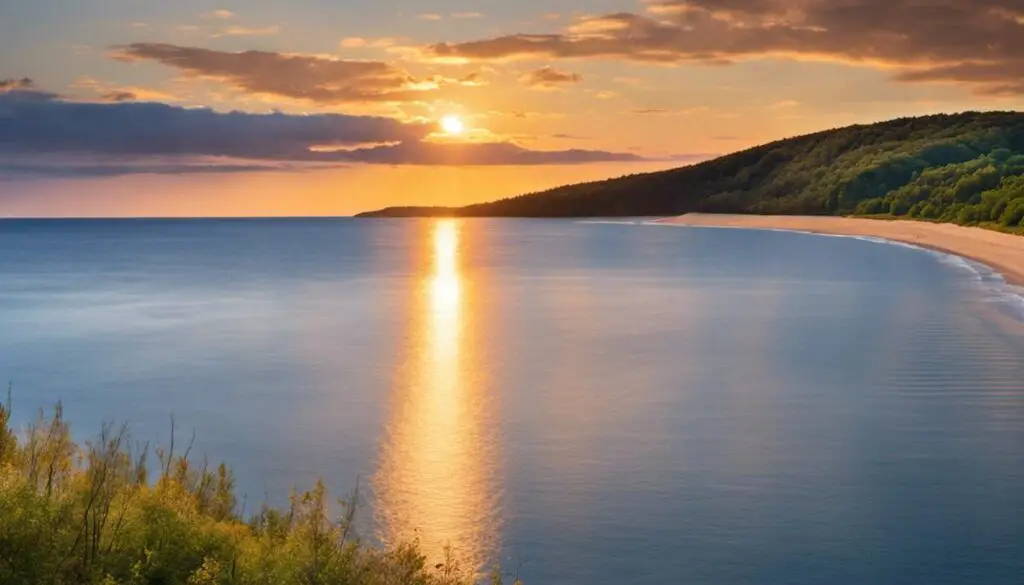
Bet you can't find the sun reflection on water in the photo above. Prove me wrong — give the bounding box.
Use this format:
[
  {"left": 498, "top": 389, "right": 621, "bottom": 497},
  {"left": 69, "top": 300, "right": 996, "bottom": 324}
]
[{"left": 374, "top": 219, "right": 501, "bottom": 576}]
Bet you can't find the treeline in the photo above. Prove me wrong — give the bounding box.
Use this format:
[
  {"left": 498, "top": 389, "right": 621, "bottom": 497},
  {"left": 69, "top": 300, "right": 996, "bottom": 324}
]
[
  {"left": 360, "top": 111, "right": 1024, "bottom": 230},
  {"left": 0, "top": 400, "right": 499, "bottom": 585}
]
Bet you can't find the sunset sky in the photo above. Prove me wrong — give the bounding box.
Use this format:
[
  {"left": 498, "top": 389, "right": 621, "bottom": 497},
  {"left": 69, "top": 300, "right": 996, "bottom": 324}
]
[{"left": 2, "top": 0, "right": 1023, "bottom": 216}]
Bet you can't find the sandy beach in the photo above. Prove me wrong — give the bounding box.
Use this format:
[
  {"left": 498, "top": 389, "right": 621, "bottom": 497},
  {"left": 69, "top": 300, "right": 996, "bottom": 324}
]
[{"left": 659, "top": 214, "right": 1024, "bottom": 287}]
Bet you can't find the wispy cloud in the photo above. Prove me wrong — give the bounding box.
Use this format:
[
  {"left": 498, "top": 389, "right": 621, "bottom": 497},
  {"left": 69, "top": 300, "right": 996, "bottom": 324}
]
[
  {"left": 202, "top": 9, "right": 235, "bottom": 20},
  {"left": 212, "top": 25, "right": 280, "bottom": 37},
  {"left": 0, "top": 158, "right": 304, "bottom": 179},
  {"left": 769, "top": 100, "right": 800, "bottom": 109},
  {"left": 521, "top": 66, "right": 582, "bottom": 89},
  {"left": 629, "top": 106, "right": 709, "bottom": 116},
  {"left": 340, "top": 37, "right": 369, "bottom": 48},
  {"left": 340, "top": 37, "right": 397, "bottom": 49}
]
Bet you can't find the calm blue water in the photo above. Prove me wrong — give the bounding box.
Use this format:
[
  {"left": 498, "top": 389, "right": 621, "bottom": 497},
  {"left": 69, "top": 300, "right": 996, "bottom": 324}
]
[{"left": 1, "top": 218, "right": 1023, "bottom": 585}]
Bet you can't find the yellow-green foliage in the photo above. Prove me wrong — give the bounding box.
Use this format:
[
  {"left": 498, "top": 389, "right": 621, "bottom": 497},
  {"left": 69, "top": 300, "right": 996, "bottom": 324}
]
[{"left": 0, "top": 403, "right": 494, "bottom": 585}]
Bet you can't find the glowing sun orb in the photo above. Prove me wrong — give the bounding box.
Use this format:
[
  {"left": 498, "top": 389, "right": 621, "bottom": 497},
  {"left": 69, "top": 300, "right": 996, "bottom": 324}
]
[{"left": 440, "top": 115, "right": 465, "bottom": 135}]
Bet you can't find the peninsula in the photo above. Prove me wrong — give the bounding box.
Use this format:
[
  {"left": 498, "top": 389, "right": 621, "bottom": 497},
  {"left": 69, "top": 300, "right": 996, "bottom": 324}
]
[
  {"left": 359, "top": 111, "right": 1024, "bottom": 231},
  {"left": 360, "top": 111, "right": 1024, "bottom": 284}
]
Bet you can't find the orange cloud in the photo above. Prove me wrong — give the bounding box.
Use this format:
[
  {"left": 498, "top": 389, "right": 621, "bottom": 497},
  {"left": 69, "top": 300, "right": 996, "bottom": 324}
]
[
  {"left": 201, "top": 9, "right": 235, "bottom": 20},
  {"left": 429, "top": 0, "right": 1024, "bottom": 95},
  {"left": 110, "top": 43, "right": 472, "bottom": 104},
  {"left": 521, "top": 66, "right": 582, "bottom": 89},
  {"left": 213, "top": 25, "right": 280, "bottom": 37}
]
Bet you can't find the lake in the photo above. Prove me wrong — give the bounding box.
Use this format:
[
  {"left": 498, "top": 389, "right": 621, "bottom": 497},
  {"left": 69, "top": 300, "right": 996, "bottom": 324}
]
[{"left": 1, "top": 218, "right": 1023, "bottom": 584}]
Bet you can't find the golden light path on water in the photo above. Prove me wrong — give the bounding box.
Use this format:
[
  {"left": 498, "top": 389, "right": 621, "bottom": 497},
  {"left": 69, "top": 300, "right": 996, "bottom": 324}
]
[{"left": 374, "top": 219, "right": 501, "bottom": 576}]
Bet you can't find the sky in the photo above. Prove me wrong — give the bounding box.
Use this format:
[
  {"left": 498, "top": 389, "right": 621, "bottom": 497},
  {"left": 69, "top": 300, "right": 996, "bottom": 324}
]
[{"left": 1, "top": 0, "right": 1023, "bottom": 216}]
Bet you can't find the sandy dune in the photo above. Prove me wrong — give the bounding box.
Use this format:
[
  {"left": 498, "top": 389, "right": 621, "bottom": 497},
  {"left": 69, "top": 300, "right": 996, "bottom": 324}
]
[{"left": 658, "top": 214, "right": 1024, "bottom": 286}]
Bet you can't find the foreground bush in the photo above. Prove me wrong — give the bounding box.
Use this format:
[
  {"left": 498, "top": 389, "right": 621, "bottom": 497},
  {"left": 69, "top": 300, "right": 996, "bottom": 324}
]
[{"left": 0, "top": 398, "right": 500, "bottom": 585}]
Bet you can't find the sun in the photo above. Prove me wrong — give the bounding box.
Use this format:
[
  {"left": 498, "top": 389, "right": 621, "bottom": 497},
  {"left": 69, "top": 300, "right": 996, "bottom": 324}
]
[{"left": 440, "top": 115, "right": 465, "bottom": 135}]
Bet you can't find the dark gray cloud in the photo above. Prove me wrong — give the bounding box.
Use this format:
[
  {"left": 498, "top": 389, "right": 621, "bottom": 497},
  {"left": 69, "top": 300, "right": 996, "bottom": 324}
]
[
  {"left": 0, "top": 90, "right": 429, "bottom": 159},
  {"left": 521, "top": 66, "right": 582, "bottom": 89},
  {"left": 101, "top": 90, "right": 138, "bottom": 102},
  {"left": 0, "top": 77, "right": 34, "bottom": 91},
  {"left": 430, "top": 0, "right": 1024, "bottom": 95},
  {"left": 112, "top": 43, "right": 476, "bottom": 104},
  {"left": 0, "top": 91, "right": 643, "bottom": 176}
]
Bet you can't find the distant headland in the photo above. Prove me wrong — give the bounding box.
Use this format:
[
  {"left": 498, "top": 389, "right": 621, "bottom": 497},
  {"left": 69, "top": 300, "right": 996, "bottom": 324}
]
[{"left": 358, "top": 111, "right": 1024, "bottom": 235}]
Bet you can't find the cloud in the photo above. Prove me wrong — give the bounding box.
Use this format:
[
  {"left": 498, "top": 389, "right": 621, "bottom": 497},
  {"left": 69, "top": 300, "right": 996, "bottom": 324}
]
[
  {"left": 334, "top": 140, "right": 643, "bottom": 165},
  {"left": 111, "top": 43, "right": 451, "bottom": 104},
  {"left": 429, "top": 0, "right": 1024, "bottom": 95},
  {"left": 340, "top": 37, "right": 368, "bottom": 48},
  {"left": 521, "top": 66, "right": 582, "bottom": 89},
  {"left": 452, "top": 12, "right": 484, "bottom": 19},
  {"left": 0, "top": 90, "right": 428, "bottom": 160},
  {"left": 213, "top": 25, "right": 280, "bottom": 37},
  {"left": 202, "top": 9, "right": 235, "bottom": 20},
  {"left": 71, "top": 77, "right": 177, "bottom": 103},
  {"left": 455, "top": 71, "right": 487, "bottom": 86},
  {"left": 0, "top": 90, "right": 644, "bottom": 176},
  {"left": 0, "top": 81, "right": 60, "bottom": 101},
  {"left": 101, "top": 91, "right": 138, "bottom": 102},
  {"left": 0, "top": 77, "right": 34, "bottom": 91},
  {"left": 340, "top": 37, "right": 397, "bottom": 49},
  {"left": 770, "top": 99, "right": 800, "bottom": 109},
  {"left": 629, "top": 108, "right": 705, "bottom": 115},
  {"left": 418, "top": 13, "right": 443, "bottom": 21},
  {"left": 0, "top": 159, "right": 302, "bottom": 179},
  {"left": 893, "top": 61, "right": 1024, "bottom": 96}
]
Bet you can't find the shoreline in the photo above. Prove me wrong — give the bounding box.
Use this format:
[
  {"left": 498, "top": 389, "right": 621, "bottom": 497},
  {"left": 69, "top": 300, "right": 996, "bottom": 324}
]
[{"left": 656, "top": 214, "right": 1024, "bottom": 287}]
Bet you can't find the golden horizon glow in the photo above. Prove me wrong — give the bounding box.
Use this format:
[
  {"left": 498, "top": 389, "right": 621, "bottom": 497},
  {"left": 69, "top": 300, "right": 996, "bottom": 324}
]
[
  {"left": 440, "top": 115, "right": 466, "bottom": 136},
  {"left": 11, "top": 0, "right": 1024, "bottom": 218}
]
